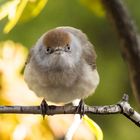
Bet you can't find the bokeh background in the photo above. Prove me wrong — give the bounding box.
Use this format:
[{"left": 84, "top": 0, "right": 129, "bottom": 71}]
[{"left": 0, "top": 0, "right": 140, "bottom": 140}]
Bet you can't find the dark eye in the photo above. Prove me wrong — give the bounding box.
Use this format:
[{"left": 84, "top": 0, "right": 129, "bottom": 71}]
[
  {"left": 45, "top": 47, "right": 52, "bottom": 54},
  {"left": 65, "top": 44, "right": 71, "bottom": 52}
]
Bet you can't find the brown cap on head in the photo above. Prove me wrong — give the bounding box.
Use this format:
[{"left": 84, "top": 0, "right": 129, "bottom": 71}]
[{"left": 43, "top": 29, "right": 71, "bottom": 48}]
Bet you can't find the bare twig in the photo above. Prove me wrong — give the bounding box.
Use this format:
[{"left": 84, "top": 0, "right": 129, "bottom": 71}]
[
  {"left": 101, "top": 0, "right": 140, "bottom": 103},
  {"left": 0, "top": 94, "right": 139, "bottom": 127}
]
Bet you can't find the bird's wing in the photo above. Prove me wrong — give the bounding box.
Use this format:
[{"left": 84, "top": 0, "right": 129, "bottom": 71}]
[
  {"left": 82, "top": 42, "right": 97, "bottom": 69},
  {"left": 25, "top": 48, "right": 34, "bottom": 65}
]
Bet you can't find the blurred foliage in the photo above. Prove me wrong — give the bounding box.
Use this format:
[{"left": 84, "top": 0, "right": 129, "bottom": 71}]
[
  {"left": 0, "top": 0, "right": 140, "bottom": 140},
  {"left": 83, "top": 115, "right": 103, "bottom": 140},
  {"left": 0, "top": 0, "right": 47, "bottom": 33},
  {"left": 80, "top": 0, "right": 104, "bottom": 17}
]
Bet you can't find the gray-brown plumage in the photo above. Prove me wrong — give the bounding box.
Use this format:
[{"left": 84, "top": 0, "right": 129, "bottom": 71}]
[{"left": 24, "top": 26, "right": 99, "bottom": 103}]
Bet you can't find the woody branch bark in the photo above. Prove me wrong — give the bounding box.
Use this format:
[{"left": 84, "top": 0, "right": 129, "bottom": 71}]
[
  {"left": 101, "top": 0, "right": 140, "bottom": 103},
  {"left": 0, "top": 94, "right": 140, "bottom": 127}
]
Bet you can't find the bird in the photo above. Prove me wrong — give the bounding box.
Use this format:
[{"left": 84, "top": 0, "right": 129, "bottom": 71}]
[{"left": 24, "top": 26, "right": 100, "bottom": 117}]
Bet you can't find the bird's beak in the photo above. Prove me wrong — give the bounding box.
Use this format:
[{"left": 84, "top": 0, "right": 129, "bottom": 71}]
[{"left": 54, "top": 47, "right": 64, "bottom": 54}]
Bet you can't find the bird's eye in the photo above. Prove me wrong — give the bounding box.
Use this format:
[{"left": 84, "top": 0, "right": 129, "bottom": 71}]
[
  {"left": 45, "top": 47, "right": 52, "bottom": 54},
  {"left": 65, "top": 44, "right": 71, "bottom": 52}
]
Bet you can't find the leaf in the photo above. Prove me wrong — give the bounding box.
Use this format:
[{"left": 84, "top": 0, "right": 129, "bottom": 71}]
[
  {"left": 0, "top": 0, "right": 48, "bottom": 33},
  {"left": 80, "top": 0, "right": 105, "bottom": 17},
  {"left": 19, "top": 0, "right": 48, "bottom": 23},
  {"left": 4, "top": 0, "right": 28, "bottom": 33},
  {"left": 0, "top": 0, "right": 20, "bottom": 21},
  {"left": 83, "top": 115, "right": 103, "bottom": 140}
]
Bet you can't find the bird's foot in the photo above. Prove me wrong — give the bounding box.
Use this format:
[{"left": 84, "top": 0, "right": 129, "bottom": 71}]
[
  {"left": 40, "top": 98, "right": 49, "bottom": 119},
  {"left": 76, "top": 99, "right": 85, "bottom": 118}
]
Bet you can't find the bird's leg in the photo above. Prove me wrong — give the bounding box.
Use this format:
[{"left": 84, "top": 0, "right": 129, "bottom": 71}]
[
  {"left": 76, "top": 99, "right": 85, "bottom": 118},
  {"left": 40, "top": 98, "right": 49, "bottom": 119}
]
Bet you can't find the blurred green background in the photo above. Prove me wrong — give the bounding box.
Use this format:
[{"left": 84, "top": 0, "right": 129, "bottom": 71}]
[{"left": 0, "top": 0, "right": 140, "bottom": 140}]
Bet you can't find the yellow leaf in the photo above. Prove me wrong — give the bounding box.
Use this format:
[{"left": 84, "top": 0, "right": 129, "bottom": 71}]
[
  {"left": 83, "top": 115, "right": 103, "bottom": 140},
  {"left": 0, "top": 0, "right": 48, "bottom": 33},
  {"left": 19, "top": 0, "right": 48, "bottom": 23},
  {"left": 0, "top": 0, "right": 19, "bottom": 20},
  {"left": 4, "top": 0, "right": 28, "bottom": 33}
]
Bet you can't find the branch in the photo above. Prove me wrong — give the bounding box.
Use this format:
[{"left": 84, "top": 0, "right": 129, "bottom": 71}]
[
  {"left": 0, "top": 94, "right": 140, "bottom": 127},
  {"left": 101, "top": 0, "right": 140, "bottom": 103}
]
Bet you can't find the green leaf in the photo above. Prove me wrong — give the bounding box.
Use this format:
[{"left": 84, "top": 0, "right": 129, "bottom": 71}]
[
  {"left": 83, "top": 115, "right": 103, "bottom": 140},
  {"left": 80, "top": 0, "right": 105, "bottom": 17}
]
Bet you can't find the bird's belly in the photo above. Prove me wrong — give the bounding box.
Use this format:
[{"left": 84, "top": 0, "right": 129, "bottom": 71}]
[{"left": 24, "top": 64, "right": 99, "bottom": 103}]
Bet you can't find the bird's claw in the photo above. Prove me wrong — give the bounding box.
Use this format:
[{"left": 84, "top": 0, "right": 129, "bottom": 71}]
[
  {"left": 76, "top": 99, "right": 85, "bottom": 118},
  {"left": 40, "top": 99, "right": 48, "bottom": 119}
]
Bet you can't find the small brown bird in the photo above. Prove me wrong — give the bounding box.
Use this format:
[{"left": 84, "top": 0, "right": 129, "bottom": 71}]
[{"left": 24, "top": 26, "right": 99, "bottom": 115}]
